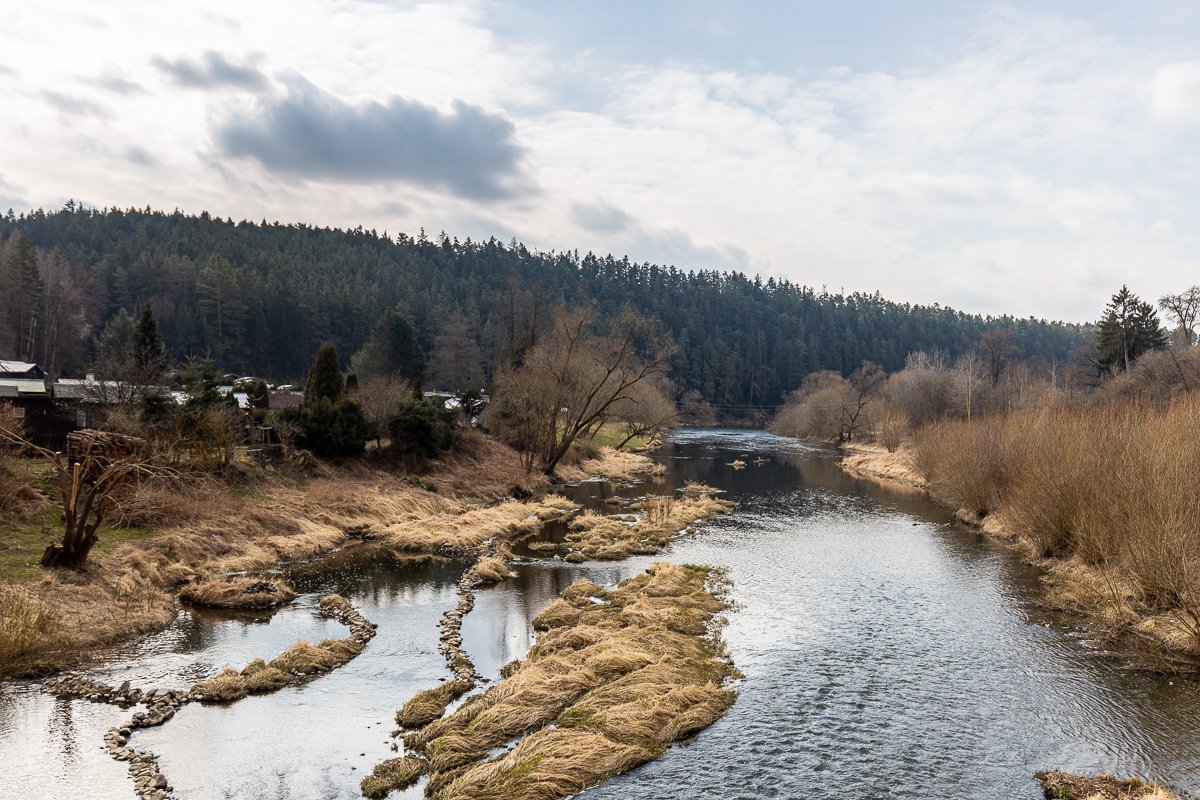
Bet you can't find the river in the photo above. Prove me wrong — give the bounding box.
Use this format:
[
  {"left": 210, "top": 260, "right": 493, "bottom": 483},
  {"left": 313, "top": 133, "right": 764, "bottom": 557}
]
[{"left": 1, "top": 429, "right": 1197, "bottom": 799}]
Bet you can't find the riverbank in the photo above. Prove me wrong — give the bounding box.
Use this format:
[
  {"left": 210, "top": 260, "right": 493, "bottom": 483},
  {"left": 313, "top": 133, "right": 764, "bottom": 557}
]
[
  {"left": 0, "top": 435, "right": 658, "bottom": 679},
  {"left": 839, "top": 441, "right": 1200, "bottom": 666}
]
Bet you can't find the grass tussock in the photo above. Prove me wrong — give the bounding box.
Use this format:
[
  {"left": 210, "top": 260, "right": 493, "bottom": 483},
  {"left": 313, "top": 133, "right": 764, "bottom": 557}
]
[
  {"left": 560, "top": 489, "right": 733, "bottom": 562},
  {"left": 911, "top": 397, "right": 1200, "bottom": 655},
  {"left": 402, "top": 562, "right": 737, "bottom": 800},
  {"left": 192, "top": 636, "right": 366, "bottom": 702},
  {"left": 361, "top": 756, "right": 426, "bottom": 798},
  {"left": 469, "top": 557, "right": 511, "bottom": 585},
  {"left": 178, "top": 577, "right": 297, "bottom": 609},
  {"left": 554, "top": 447, "right": 658, "bottom": 483},
  {"left": 1035, "top": 771, "right": 1180, "bottom": 800},
  {"left": 397, "top": 678, "right": 475, "bottom": 729}
]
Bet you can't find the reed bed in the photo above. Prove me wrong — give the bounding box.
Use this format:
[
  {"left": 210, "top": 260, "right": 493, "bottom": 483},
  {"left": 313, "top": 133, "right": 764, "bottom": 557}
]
[
  {"left": 383, "top": 495, "right": 576, "bottom": 553},
  {"left": 911, "top": 397, "right": 1200, "bottom": 654}
]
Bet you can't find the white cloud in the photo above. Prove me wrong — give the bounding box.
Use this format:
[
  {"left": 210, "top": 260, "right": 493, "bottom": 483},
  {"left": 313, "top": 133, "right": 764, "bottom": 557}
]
[
  {"left": 1151, "top": 61, "right": 1200, "bottom": 126},
  {"left": 1, "top": 2, "right": 1198, "bottom": 323}
]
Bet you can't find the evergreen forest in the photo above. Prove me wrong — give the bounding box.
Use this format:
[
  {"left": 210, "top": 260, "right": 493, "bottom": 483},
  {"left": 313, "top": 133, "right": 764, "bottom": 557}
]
[{"left": 0, "top": 205, "right": 1084, "bottom": 415}]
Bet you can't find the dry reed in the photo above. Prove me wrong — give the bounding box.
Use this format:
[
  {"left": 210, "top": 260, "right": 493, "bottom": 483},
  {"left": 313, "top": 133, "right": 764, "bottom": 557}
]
[{"left": 910, "top": 397, "right": 1200, "bottom": 654}]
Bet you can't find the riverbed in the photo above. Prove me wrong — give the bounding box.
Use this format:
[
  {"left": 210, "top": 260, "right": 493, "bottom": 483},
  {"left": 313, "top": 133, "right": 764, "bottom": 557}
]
[{"left": 1, "top": 429, "right": 1197, "bottom": 799}]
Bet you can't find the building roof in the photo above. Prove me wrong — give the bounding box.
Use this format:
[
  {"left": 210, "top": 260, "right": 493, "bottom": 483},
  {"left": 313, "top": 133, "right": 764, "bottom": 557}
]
[
  {"left": 0, "top": 360, "right": 45, "bottom": 380},
  {"left": 0, "top": 378, "right": 49, "bottom": 397}
]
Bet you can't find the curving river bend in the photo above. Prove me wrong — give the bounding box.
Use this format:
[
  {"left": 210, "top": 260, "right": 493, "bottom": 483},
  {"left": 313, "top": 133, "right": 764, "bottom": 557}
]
[{"left": 2, "top": 429, "right": 1198, "bottom": 799}]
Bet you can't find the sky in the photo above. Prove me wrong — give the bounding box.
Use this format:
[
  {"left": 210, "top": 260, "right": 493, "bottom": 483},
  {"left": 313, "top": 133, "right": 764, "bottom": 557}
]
[{"left": 2, "top": 1, "right": 1200, "bottom": 323}]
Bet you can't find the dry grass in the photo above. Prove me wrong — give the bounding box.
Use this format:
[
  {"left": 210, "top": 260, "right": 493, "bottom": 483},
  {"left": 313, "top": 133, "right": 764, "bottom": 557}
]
[
  {"left": 0, "top": 434, "right": 590, "bottom": 676},
  {"left": 469, "top": 557, "right": 512, "bottom": 585},
  {"left": 361, "top": 756, "right": 426, "bottom": 798},
  {"left": 1035, "top": 771, "right": 1180, "bottom": 799},
  {"left": 840, "top": 443, "right": 927, "bottom": 489},
  {"left": 178, "top": 577, "right": 297, "bottom": 609},
  {"left": 555, "top": 447, "right": 657, "bottom": 483},
  {"left": 560, "top": 490, "right": 733, "bottom": 562},
  {"left": 397, "top": 678, "right": 474, "bottom": 729},
  {"left": 383, "top": 495, "right": 575, "bottom": 553},
  {"left": 193, "top": 636, "right": 366, "bottom": 702},
  {"left": 910, "top": 397, "right": 1200, "bottom": 656},
  {"left": 401, "top": 562, "right": 737, "bottom": 800},
  {"left": 0, "top": 585, "right": 52, "bottom": 666}
]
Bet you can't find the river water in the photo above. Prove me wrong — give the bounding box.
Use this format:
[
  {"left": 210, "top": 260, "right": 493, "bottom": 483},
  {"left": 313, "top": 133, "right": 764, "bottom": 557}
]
[{"left": 1, "top": 429, "right": 1198, "bottom": 799}]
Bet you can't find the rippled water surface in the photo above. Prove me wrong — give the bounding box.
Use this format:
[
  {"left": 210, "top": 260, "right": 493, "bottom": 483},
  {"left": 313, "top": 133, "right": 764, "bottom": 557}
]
[{"left": 2, "top": 429, "right": 1198, "bottom": 799}]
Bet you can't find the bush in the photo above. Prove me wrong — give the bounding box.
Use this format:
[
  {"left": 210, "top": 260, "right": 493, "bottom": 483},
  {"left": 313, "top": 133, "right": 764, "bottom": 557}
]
[
  {"left": 388, "top": 400, "right": 458, "bottom": 458},
  {"left": 278, "top": 398, "right": 372, "bottom": 457}
]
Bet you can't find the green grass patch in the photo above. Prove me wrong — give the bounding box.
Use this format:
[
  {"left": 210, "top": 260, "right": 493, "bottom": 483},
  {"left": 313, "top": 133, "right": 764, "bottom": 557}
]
[{"left": 582, "top": 423, "right": 649, "bottom": 451}]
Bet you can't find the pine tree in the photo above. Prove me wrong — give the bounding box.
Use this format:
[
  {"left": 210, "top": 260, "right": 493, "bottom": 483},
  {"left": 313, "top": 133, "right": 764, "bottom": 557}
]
[
  {"left": 1097, "top": 286, "right": 1167, "bottom": 374},
  {"left": 305, "top": 341, "right": 345, "bottom": 403}
]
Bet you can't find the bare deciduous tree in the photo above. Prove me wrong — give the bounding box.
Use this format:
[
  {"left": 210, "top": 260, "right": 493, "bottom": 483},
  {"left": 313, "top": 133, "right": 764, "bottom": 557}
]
[
  {"left": 609, "top": 378, "right": 678, "bottom": 450},
  {"left": 0, "top": 423, "right": 163, "bottom": 569},
  {"left": 490, "top": 306, "right": 673, "bottom": 474},
  {"left": 1159, "top": 286, "right": 1200, "bottom": 348}
]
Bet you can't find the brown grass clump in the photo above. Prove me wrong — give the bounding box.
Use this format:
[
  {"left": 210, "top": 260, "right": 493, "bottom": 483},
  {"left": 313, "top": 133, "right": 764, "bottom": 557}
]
[
  {"left": 560, "top": 492, "right": 733, "bottom": 562},
  {"left": 397, "top": 678, "right": 475, "bottom": 729},
  {"left": 178, "top": 576, "right": 297, "bottom": 610},
  {"left": 361, "top": 756, "right": 426, "bottom": 798},
  {"left": 1035, "top": 770, "right": 1180, "bottom": 799},
  {"left": 192, "top": 636, "right": 365, "bottom": 702},
  {"left": 0, "top": 585, "right": 52, "bottom": 665},
  {"left": 435, "top": 728, "right": 654, "bottom": 800},
  {"left": 400, "top": 562, "right": 737, "bottom": 800},
  {"left": 469, "top": 557, "right": 511, "bottom": 585},
  {"left": 840, "top": 443, "right": 927, "bottom": 489},
  {"left": 554, "top": 447, "right": 657, "bottom": 483}
]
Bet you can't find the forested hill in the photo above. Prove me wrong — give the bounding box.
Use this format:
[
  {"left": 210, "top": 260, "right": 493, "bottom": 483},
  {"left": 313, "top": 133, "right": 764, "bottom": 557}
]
[{"left": 1, "top": 206, "right": 1083, "bottom": 412}]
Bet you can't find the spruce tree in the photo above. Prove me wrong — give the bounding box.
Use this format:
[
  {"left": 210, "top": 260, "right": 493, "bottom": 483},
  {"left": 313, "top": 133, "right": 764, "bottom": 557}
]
[
  {"left": 1097, "top": 285, "right": 1168, "bottom": 374},
  {"left": 134, "top": 302, "right": 167, "bottom": 380},
  {"left": 305, "top": 341, "right": 345, "bottom": 403},
  {"left": 350, "top": 309, "right": 426, "bottom": 386}
]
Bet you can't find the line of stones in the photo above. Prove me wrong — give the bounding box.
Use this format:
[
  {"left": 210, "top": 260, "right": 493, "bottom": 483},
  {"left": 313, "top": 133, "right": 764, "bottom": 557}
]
[
  {"left": 439, "top": 565, "right": 482, "bottom": 684},
  {"left": 42, "top": 595, "right": 377, "bottom": 800}
]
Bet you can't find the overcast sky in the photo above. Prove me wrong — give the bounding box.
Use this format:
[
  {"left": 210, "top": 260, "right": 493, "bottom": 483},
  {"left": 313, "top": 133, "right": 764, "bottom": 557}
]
[{"left": 3, "top": 1, "right": 1199, "bottom": 322}]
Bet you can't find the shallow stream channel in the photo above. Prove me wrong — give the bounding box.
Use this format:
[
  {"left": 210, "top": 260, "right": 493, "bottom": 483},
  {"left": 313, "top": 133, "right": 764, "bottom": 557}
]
[{"left": 3, "top": 429, "right": 1199, "bottom": 799}]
